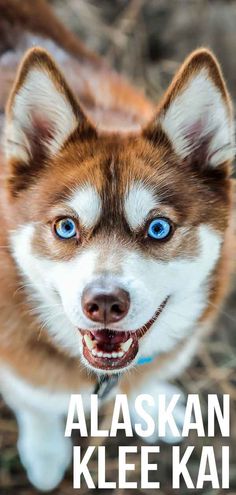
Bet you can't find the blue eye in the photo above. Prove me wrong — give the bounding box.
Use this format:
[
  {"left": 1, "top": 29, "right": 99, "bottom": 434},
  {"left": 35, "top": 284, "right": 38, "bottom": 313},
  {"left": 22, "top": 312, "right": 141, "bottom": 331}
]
[
  {"left": 54, "top": 218, "right": 77, "bottom": 239},
  {"left": 148, "top": 218, "right": 171, "bottom": 240}
]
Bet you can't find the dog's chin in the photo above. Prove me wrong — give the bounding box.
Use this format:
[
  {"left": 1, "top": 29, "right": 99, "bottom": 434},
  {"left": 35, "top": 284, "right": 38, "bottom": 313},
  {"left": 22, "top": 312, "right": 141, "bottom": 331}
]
[{"left": 78, "top": 297, "right": 168, "bottom": 372}]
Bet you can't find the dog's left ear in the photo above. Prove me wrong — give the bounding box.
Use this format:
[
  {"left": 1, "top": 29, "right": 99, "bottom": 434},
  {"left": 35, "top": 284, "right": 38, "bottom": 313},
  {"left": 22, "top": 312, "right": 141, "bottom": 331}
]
[{"left": 144, "top": 49, "right": 235, "bottom": 169}]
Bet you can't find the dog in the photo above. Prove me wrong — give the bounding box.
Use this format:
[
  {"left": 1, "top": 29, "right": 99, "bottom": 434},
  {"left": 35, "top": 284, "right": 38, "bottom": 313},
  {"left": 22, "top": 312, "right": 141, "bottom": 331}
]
[{"left": 0, "top": 0, "right": 235, "bottom": 491}]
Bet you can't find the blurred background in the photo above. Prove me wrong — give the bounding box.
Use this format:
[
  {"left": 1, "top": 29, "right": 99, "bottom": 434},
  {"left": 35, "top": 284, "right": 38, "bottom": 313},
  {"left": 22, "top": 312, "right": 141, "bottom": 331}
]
[
  {"left": 0, "top": 1, "right": 236, "bottom": 494},
  {"left": 53, "top": 0, "right": 236, "bottom": 104}
]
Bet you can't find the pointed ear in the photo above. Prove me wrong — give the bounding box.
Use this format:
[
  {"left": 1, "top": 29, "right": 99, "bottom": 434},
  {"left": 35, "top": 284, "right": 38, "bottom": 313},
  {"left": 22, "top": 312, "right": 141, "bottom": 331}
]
[
  {"left": 4, "top": 47, "right": 95, "bottom": 187},
  {"left": 144, "top": 49, "right": 235, "bottom": 169}
]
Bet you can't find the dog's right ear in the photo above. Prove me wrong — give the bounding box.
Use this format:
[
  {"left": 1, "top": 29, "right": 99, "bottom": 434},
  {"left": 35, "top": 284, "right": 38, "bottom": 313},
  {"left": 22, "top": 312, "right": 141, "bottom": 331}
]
[{"left": 4, "top": 48, "right": 96, "bottom": 193}]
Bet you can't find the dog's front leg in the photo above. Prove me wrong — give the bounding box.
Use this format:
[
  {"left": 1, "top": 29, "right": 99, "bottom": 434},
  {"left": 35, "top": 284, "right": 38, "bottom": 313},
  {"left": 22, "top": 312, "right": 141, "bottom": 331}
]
[
  {"left": 0, "top": 367, "right": 73, "bottom": 491},
  {"left": 15, "top": 407, "right": 72, "bottom": 491}
]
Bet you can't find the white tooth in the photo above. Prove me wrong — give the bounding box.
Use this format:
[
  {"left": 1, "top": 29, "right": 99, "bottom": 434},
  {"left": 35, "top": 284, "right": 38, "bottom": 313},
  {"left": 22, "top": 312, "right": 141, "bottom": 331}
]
[
  {"left": 84, "top": 334, "right": 94, "bottom": 351},
  {"left": 104, "top": 353, "right": 110, "bottom": 358},
  {"left": 121, "top": 338, "right": 133, "bottom": 352},
  {"left": 92, "top": 349, "right": 97, "bottom": 356},
  {"left": 118, "top": 351, "right": 124, "bottom": 358},
  {"left": 97, "top": 351, "right": 103, "bottom": 357},
  {"left": 112, "top": 352, "right": 118, "bottom": 358}
]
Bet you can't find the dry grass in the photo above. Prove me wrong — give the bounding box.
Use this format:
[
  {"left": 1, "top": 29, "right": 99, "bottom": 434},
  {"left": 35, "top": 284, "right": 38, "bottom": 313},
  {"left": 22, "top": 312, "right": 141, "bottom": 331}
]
[{"left": 0, "top": 1, "right": 236, "bottom": 493}]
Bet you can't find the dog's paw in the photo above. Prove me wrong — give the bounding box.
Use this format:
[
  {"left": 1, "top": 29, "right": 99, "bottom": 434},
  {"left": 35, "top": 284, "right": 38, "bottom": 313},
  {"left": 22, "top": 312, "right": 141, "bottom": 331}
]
[
  {"left": 17, "top": 413, "right": 72, "bottom": 491},
  {"left": 129, "top": 381, "right": 186, "bottom": 444}
]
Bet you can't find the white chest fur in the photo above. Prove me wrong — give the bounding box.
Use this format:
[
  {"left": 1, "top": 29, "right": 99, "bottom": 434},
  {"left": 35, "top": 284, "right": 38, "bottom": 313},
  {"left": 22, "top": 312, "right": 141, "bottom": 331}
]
[{"left": 0, "top": 365, "right": 91, "bottom": 416}]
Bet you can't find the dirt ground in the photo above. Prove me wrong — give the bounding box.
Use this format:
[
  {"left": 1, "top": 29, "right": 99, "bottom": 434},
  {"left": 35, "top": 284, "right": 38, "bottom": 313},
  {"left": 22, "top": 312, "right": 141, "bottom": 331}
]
[{"left": 0, "top": 1, "right": 236, "bottom": 494}]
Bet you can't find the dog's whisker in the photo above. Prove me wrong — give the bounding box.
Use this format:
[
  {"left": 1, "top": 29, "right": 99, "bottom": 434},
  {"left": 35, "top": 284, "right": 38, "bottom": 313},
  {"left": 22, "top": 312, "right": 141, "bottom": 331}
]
[
  {"left": 39, "top": 310, "right": 65, "bottom": 332},
  {"left": 166, "top": 297, "right": 236, "bottom": 326},
  {"left": 26, "top": 303, "right": 62, "bottom": 316},
  {"left": 13, "top": 282, "right": 37, "bottom": 297}
]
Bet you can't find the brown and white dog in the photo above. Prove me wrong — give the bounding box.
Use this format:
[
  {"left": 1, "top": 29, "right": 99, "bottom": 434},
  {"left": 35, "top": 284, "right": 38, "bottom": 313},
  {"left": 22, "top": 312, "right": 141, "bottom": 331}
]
[{"left": 0, "top": 0, "right": 235, "bottom": 491}]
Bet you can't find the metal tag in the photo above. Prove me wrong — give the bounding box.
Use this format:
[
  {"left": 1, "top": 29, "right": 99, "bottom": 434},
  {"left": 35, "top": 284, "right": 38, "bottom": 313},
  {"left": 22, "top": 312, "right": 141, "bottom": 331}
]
[{"left": 93, "top": 374, "right": 119, "bottom": 400}]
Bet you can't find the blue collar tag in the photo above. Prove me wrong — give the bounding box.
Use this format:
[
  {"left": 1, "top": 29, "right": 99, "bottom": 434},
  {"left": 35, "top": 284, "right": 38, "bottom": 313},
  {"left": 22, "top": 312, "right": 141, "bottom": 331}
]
[{"left": 137, "top": 356, "right": 153, "bottom": 366}]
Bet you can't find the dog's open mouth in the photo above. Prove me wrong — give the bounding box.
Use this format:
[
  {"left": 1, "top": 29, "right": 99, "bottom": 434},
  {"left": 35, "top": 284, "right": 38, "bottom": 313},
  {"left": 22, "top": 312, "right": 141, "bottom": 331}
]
[{"left": 79, "top": 298, "right": 168, "bottom": 371}]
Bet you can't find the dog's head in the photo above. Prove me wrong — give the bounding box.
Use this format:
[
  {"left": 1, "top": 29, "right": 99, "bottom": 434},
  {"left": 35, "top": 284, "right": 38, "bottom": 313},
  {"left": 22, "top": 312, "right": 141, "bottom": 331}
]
[{"left": 4, "top": 48, "right": 234, "bottom": 374}]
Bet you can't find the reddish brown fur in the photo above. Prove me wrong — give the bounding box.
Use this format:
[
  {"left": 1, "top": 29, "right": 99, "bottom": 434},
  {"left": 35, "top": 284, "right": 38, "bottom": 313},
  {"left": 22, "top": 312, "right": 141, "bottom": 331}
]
[
  {"left": 0, "top": 0, "right": 234, "bottom": 394},
  {"left": 0, "top": 0, "right": 99, "bottom": 63},
  {"left": 0, "top": 0, "right": 154, "bottom": 130}
]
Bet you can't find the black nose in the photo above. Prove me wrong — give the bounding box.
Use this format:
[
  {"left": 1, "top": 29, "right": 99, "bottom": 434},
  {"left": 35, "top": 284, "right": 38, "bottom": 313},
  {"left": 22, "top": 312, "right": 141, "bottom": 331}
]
[{"left": 82, "top": 281, "right": 130, "bottom": 324}]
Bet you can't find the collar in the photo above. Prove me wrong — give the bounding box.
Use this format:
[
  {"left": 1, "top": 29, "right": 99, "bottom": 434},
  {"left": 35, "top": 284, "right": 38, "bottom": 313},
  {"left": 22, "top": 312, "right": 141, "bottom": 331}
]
[
  {"left": 93, "top": 355, "right": 154, "bottom": 399},
  {"left": 137, "top": 356, "right": 154, "bottom": 365}
]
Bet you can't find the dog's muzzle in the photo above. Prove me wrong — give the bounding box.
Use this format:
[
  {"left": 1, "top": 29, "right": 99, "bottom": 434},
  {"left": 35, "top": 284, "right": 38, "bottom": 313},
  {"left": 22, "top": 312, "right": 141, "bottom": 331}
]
[{"left": 79, "top": 297, "right": 168, "bottom": 372}]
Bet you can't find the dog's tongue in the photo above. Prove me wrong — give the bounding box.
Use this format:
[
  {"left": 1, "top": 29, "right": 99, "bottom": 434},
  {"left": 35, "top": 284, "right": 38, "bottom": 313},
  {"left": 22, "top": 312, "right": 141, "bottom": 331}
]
[
  {"left": 90, "top": 329, "right": 130, "bottom": 352},
  {"left": 90, "top": 329, "right": 129, "bottom": 344}
]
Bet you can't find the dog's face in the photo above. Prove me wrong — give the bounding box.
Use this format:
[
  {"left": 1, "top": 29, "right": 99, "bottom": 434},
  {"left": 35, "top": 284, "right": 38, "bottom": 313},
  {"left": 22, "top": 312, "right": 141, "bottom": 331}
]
[{"left": 4, "top": 48, "right": 234, "bottom": 374}]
